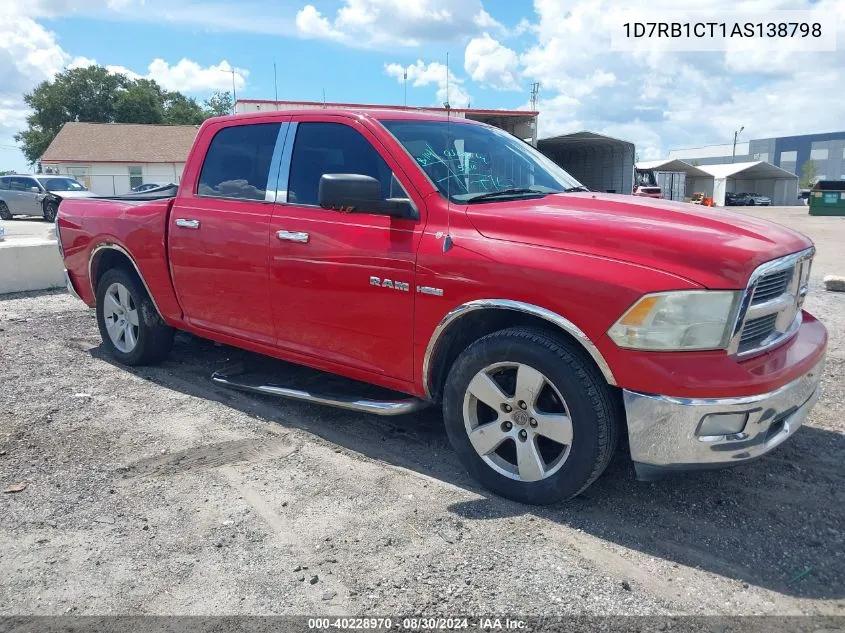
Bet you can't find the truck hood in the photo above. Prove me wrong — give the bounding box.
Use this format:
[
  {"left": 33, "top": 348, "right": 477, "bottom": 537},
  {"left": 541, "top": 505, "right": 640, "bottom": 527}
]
[
  {"left": 466, "top": 193, "right": 812, "bottom": 288},
  {"left": 48, "top": 190, "right": 97, "bottom": 199}
]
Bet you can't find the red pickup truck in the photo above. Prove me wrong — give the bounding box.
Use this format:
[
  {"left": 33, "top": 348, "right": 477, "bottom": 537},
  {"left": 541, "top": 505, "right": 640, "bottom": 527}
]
[{"left": 57, "top": 109, "right": 827, "bottom": 504}]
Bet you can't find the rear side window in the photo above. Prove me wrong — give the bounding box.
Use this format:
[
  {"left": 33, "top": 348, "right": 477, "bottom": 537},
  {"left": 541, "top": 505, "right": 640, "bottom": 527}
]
[
  {"left": 198, "top": 123, "right": 281, "bottom": 201},
  {"left": 0, "top": 177, "right": 9, "bottom": 190},
  {"left": 287, "top": 122, "right": 393, "bottom": 206}
]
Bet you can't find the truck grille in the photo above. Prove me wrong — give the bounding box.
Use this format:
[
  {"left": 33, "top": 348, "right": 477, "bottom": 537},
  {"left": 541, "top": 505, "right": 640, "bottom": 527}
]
[
  {"left": 739, "top": 314, "right": 778, "bottom": 349},
  {"left": 732, "top": 249, "right": 814, "bottom": 357},
  {"left": 751, "top": 268, "right": 792, "bottom": 303}
]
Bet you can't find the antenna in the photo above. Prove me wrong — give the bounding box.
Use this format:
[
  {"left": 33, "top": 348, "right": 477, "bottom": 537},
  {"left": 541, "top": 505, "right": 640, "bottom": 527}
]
[
  {"left": 273, "top": 59, "right": 278, "bottom": 103},
  {"left": 322, "top": 88, "right": 327, "bottom": 108},
  {"left": 443, "top": 51, "right": 453, "bottom": 253},
  {"left": 403, "top": 69, "right": 408, "bottom": 106},
  {"left": 530, "top": 81, "right": 540, "bottom": 111}
]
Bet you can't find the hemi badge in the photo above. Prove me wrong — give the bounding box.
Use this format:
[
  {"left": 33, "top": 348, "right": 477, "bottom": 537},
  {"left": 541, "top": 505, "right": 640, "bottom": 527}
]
[{"left": 417, "top": 286, "right": 444, "bottom": 297}]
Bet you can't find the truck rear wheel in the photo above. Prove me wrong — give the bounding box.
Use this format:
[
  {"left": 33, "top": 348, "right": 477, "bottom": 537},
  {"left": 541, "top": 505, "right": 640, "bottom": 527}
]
[
  {"left": 442, "top": 327, "right": 619, "bottom": 505},
  {"left": 95, "top": 268, "right": 174, "bottom": 366}
]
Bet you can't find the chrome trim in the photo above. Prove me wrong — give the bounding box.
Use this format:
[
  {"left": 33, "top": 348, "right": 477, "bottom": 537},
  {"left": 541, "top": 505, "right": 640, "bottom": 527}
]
[
  {"left": 276, "top": 230, "right": 309, "bottom": 243},
  {"left": 624, "top": 354, "right": 824, "bottom": 468},
  {"left": 264, "top": 121, "right": 291, "bottom": 203},
  {"left": 54, "top": 213, "right": 64, "bottom": 257},
  {"left": 274, "top": 121, "right": 297, "bottom": 204},
  {"left": 423, "top": 299, "right": 617, "bottom": 399},
  {"left": 175, "top": 218, "right": 200, "bottom": 229},
  {"left": 728, "top": 247, "right": 815, "bottom": 357},
  {"left": 64, "top": 269, "right": 81, "bottom": 301},
  {"left": 87, "top": 243, "right": 164, "bottom": 318},
  {"left": 417, "top": 285, "right": 444, "bottom": 297},
  {"left": 211, "top": 370, "right": 429, "bottom": 416}
]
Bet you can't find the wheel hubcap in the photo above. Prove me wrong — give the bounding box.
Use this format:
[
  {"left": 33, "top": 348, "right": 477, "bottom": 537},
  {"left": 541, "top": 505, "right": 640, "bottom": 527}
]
[
  {"left": 102, "top": 282, "right": 140, "bottom": 353},
  {"left": 462, "top": 362, "right": 573, "bottom": 482}
]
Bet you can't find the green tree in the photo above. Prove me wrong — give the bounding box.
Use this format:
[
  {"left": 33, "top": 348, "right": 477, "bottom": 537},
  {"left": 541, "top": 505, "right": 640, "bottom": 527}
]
[
  {"left": 15, "top": 65, "right": 219, "bottom": 164},
  {"left": 799, "top": 159, "right": 818, "bottom": 189},
  {"left": 204, "top": 90, "right": 234, "bottom": 117},
  {"left": 162, "top": 92, "right": 206, "bottom": 125},
  {"left": 16, "top": 66, "right": 128, "bottom": 163},
  {"left": 114, "top": 79, "right": 165, "bottom": 124}
]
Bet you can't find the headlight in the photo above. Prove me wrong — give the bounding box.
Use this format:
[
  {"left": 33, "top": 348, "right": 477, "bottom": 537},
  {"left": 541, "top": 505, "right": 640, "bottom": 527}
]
[{"left": 607, "top": 290, "right": 741, "bottom": 351}]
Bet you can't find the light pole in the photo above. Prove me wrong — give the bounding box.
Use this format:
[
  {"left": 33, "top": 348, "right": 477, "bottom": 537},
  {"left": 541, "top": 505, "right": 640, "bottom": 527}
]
[
  {"left": 221, "top": 68, "right": 237, "bottom": 114},
  {"left": 732, "top": 126, "right": 745, "bottom": 163}
]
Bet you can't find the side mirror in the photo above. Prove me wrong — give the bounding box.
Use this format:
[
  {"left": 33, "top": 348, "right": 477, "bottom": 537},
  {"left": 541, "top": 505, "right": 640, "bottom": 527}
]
[
  {"left": 318, "top": 174, "right": 414, "bottom": 219},
  {"left": 30, "top": 186, "right": 41, "bottom": 193}
]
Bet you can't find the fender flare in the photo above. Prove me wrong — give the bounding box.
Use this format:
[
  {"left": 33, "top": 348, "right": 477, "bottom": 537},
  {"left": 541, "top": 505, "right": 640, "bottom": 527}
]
[{"left": 422, "top": 299, "right": 617, "bottom": 399}]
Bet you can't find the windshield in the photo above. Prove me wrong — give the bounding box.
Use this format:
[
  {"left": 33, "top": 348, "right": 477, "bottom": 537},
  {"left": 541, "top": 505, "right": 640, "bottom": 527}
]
[
  {"left": 37, "top": 177, "right": 86, "bottom": 191},
  {"left": 380, "top": 119, "right": 583, "bottom": 203}
]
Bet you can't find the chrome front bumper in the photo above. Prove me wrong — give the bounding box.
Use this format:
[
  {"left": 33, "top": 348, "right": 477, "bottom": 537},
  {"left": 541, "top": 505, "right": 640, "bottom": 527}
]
[{"left": 624, "top": 357, "right": 824, "bottom": 479}]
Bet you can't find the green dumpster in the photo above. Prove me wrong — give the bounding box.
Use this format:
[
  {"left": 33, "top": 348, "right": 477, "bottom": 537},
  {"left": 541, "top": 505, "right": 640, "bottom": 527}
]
[{"left": 809, "top": 180, "right": 845, "bottom": 216}]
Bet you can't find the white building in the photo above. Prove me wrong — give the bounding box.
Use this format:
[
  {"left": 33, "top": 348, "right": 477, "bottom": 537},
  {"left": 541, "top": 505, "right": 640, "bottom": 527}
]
[{"left": 40, "top": 122, "right": 199, "bottom": 195}]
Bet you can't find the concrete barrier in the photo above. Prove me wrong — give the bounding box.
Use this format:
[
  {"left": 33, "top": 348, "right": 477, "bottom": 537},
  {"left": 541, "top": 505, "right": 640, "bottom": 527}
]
[{"left": 0, "top": 238, "right": 66, "bottom": 294}]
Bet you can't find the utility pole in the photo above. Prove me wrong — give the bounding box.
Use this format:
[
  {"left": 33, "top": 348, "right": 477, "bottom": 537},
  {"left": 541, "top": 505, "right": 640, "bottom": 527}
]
[
  {"left": 273, "top": 59, "right": 278, "bottom": 103},
  {"left": 530, "top": 82, "right": 540, "bottom": 111},
  {"left": 221, "top": 68, "right": 237, "bottom": 114},
  {"left": 403, "top": 69, "right": 408, "bottom": 107},
  {"left": 732, "top": 126, "right": 745, "bottom": 163}
]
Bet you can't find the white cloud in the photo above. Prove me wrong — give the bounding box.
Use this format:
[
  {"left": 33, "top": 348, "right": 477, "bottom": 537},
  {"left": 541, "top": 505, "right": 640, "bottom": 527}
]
[
  {"left": 464, "top": 33, "right": 521, "bottom": 91},
  {"left": 65, "top": 57, "right": 248, "bottom": 92},
  {"left": 385, "top": 60, "right": 471, "bottom": 108},
  {"left": 296, "top": 0, "right": 502, "bottom": 48},
  {"left": 519, "top": 0, "right": 845, "bottom": 157}
]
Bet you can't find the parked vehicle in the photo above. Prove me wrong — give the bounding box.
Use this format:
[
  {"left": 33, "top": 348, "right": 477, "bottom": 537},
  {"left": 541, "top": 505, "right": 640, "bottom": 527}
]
[
  {"left": 725, "top": 192, "right": 751, "bottom": 206},
  {"left": 131, "top": 183, "right": 164, "bottom": 192},
  {"left": 56, "top": 109, "right": 827, "bottom": 504},
  {"left": 0, "top": 174, "right": 95, "bottom": 221},
  {"left": 745, "top": 193, "right": 772, "bottom": 206},
  {"left": 633, "top": 186, "right": 662, "bottom": 199}
]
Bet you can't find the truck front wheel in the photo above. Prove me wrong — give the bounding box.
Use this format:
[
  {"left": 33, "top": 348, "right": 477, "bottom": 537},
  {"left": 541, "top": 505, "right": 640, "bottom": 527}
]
[
  {"left": 443, "top": 327, "right": 619, "bottom": 505},
  {"left": 95, "top": 268, "right": 174, "bottom": 366}
]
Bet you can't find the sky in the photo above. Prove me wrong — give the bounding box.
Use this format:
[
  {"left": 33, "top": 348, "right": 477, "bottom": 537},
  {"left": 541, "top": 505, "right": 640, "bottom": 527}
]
[{"left": 1, "top": 0, "right": 843, "bottom": 171}]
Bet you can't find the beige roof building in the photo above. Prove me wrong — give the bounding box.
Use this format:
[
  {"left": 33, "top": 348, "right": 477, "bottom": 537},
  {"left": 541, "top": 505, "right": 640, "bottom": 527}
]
[{"left": 40, "top": 122, "right": 199, "bottom": 195}]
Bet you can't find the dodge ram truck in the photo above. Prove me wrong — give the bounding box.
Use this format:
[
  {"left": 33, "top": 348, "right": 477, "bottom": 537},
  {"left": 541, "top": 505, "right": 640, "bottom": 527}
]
[{"left": 57, "top": 109, "right": 827, "bottom": 504}]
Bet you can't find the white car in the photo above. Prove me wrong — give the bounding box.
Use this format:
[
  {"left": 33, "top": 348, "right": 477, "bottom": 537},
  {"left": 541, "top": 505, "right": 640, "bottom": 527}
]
[{"left": 0, "top": 174, "right": 96, "bottom": 222}]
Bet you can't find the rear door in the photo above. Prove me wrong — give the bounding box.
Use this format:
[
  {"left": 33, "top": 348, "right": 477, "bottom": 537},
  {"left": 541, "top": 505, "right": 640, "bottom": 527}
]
[
  {"left": 268, "top": 116, "right": 425, "bottom": 380},
  {"left": 168, "top": 118, "right": 291, "bottom": 345}
]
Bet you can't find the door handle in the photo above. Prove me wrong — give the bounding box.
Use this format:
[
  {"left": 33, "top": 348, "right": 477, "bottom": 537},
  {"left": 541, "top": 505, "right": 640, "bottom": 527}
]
[
  {"left": 276, "top": 230, "right": 309, "bottom": 243},
  {"left": 175, "top": 218, "right": 200, "bottom": 229}
]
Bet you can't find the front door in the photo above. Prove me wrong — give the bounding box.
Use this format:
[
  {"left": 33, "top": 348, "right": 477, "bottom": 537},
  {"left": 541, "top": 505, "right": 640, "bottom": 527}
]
[
  {"left": 168, "top": 119, "right": 290, "bottom": 345},
  {"left": 269, "top": 117, "right": 425, "bottom": 381},
  {"left": 9, "top": 176, "right": 42, "bottom": 215}
]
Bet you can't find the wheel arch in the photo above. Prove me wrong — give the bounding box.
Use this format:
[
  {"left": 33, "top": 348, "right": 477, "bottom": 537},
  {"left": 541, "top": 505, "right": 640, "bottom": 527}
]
[
  {"left": 88, "top": 243, "right": 164, "bottom": 318},
  {"left": 423, "top": 299, "right": 617, "bottom": 402}
]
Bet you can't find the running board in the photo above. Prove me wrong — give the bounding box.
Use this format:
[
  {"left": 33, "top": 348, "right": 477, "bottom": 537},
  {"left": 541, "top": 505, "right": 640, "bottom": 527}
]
[{"left": 211, "top": 370, "right": 429, "bottom": 416}]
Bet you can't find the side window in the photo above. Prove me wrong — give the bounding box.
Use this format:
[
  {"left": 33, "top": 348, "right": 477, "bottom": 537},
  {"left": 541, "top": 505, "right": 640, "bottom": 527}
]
[
  {"left": 0, "top": 177, "right": 9, "bottom": 190},
  {"left": 287, "top": 122, "right": 393, "bottom": 207},
  {"left": 10, "top": 177, "right": 36, "bottom": 192},
  {"left": 198, "top": 123, "right": 281, "bottom": 201}
]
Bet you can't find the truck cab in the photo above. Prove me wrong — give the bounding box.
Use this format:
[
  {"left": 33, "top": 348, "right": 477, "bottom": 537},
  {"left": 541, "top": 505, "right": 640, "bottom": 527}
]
[{"left": 57, "top": 109, "right": 827, "bottom": 504}]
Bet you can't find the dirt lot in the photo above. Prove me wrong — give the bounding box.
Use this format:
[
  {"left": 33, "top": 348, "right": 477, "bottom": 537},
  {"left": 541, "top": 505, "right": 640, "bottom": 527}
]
[{"left": 1, "top": 206, "right": 843, "bottom": 617}]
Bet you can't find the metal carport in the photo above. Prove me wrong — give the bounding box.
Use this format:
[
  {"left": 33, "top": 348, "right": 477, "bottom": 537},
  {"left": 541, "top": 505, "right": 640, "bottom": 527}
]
[
  {"left": 539, "top": 131, "right": 634, "bottom": 195},
  {"left": 698, "top": 161, "right": 800, "bottom": 206},
  {"left": 636, "top": 159, "right": 712, "bottom": 201}
]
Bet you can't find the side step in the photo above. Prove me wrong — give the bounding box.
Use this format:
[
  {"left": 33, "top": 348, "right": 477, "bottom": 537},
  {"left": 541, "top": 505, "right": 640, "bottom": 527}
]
[{"left": 211, "top": 370, "right": 430, "bottom": 417}]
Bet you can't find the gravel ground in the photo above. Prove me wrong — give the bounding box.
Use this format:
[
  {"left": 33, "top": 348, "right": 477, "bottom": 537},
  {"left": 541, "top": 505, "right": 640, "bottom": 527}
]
[{"left": 0, "top": 207, "right": 843, "bottom": 617}]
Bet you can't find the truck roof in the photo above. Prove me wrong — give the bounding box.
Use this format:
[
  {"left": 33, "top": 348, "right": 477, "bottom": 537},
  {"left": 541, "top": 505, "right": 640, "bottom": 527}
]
[{"left": 207, "top": 108, "right": 490, "bottom": 125}]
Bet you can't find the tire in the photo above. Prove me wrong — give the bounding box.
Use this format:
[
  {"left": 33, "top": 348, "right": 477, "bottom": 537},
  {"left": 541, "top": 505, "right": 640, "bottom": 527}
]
[
  {"left": 42, "top": 200, "right": 59, "bottom": 222},
  {"left": 746, "top": 200, "right": 755, "bottom": 206},
  {"left": 0, "top": 202, "right": 11, "bottom": 220},
  {"left": 442, "top": 327, "right": 619, "bottom": 505},
  {"left": 95, "top": 268, "right": 174, "bottom": 366}
]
